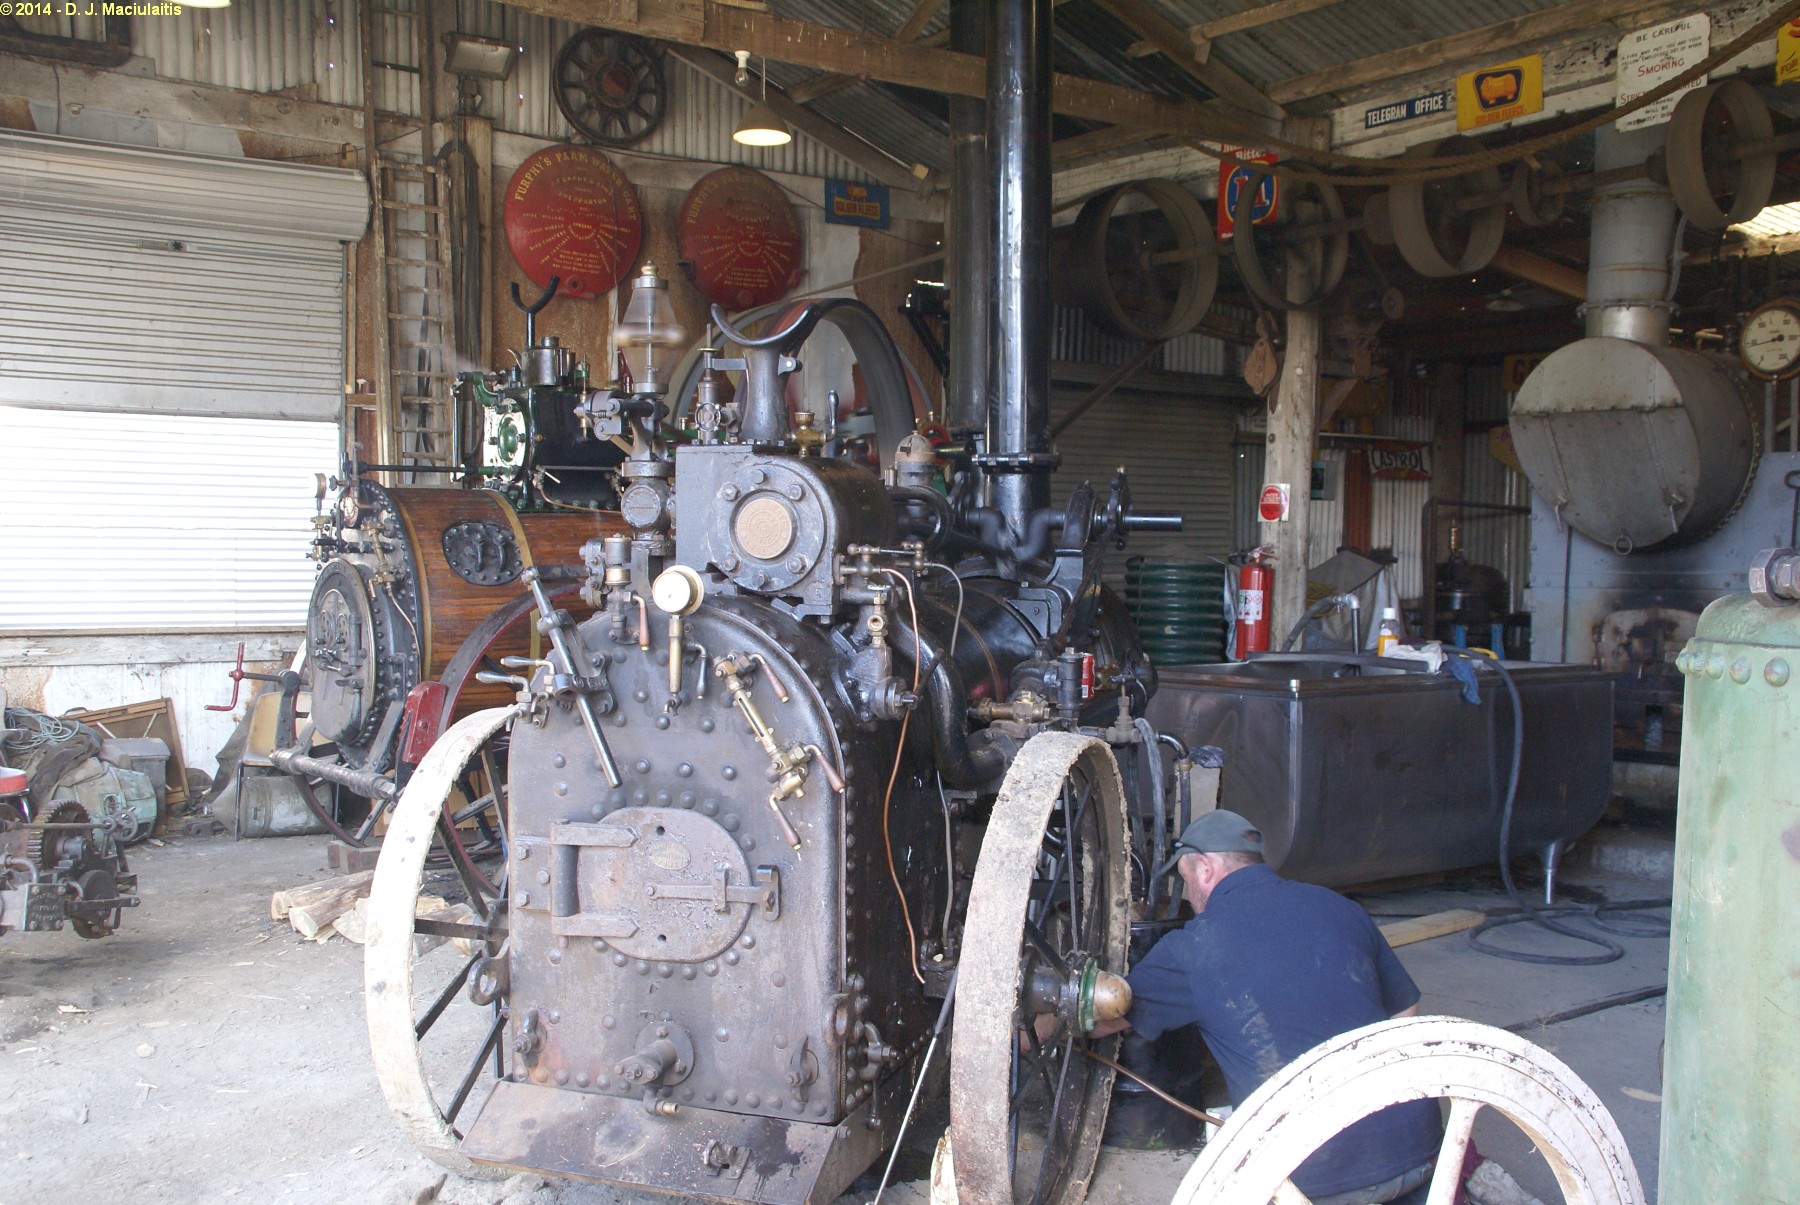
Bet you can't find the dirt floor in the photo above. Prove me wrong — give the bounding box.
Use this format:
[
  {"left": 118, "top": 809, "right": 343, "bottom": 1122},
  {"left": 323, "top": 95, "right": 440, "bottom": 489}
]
[{"left": 0, "top": 833, "right": 1672, "bottom": 1205}]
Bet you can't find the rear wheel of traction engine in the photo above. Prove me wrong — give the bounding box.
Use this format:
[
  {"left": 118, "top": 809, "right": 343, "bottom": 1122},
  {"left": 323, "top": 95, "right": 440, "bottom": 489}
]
[
  {"left": 1169, "top": 1016, "right": 1645, "bottom": 1205},
  {"left": 949, "top": 733, "right": 1131, "bottom": 1205},
  {"left": 366, "top": 706, "right": 516, "bottom": 1180}
]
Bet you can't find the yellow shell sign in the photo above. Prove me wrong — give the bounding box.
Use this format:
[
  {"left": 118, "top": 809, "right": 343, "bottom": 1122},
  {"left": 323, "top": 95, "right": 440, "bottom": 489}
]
[{"left": 1456, "top": 55, "right": 1543, "bottom": 132}]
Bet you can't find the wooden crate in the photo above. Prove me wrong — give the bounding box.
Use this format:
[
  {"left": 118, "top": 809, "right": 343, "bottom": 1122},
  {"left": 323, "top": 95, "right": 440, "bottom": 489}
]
[{"left": 61, "top": 697, "right": 191, "bottom": 822}]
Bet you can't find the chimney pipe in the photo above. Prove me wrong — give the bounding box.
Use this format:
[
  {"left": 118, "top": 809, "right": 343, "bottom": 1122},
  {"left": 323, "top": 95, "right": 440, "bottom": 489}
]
[
  {"left": 1583, "top": 124, "right": 1677, "bottom": 345},
  {"left": 985, "top": 0, "right": 1053, "bottom": 546},
  {"left": 947, "top": 0, "right": 990, "bottom": 437}
]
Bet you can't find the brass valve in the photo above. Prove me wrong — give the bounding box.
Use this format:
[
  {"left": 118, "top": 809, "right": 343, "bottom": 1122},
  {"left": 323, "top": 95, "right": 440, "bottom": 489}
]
[
  {"left": 793, "top": 410, "right": 825, "bottom": 458},
  {"left": 714, "top": 653, "right": 843, "bottom": 850}
]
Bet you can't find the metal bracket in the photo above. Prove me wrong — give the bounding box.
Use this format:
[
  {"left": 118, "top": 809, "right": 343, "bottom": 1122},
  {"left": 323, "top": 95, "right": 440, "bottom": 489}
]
[
  {"left": 643, "top": 866, "right": 780, "bottom": 916},
  {"left": 548, "top": 821, "right": 640, "bottom": 937},
  {"left": 700, "top": 1140, "right": 750, "bottom": 1179}
]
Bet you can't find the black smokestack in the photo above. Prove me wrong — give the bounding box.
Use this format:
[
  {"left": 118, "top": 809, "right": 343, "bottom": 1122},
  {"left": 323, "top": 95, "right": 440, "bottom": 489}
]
[{"left": 984, "top": 0, "right": 1052, "bottom": 546}]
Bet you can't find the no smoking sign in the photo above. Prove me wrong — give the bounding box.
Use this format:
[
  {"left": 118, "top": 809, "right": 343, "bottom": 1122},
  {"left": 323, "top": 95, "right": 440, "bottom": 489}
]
[{"left": 1258, "top": 483, "right": 1290, "bottom": 523}]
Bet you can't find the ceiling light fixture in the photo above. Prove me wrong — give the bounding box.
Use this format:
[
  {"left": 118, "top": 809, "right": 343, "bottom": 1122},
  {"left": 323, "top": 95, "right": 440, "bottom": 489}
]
[{"left": 732, "top": 52, "right": 791, "bottom": 147}]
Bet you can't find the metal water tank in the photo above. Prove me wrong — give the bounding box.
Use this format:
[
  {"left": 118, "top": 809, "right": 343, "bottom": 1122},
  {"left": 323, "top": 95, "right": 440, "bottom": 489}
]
[
  {"left": 1509, "top": 339, "right": 1756, "bottom": 554},
  {"left": 1661, "top": 594, "right": 1800, "bottom": 1200}
]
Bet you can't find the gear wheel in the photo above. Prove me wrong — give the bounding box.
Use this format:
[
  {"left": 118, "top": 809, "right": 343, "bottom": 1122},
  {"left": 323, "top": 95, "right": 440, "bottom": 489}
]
[{"left": 31, "top": 801, "right": 90, "bottom": 870}]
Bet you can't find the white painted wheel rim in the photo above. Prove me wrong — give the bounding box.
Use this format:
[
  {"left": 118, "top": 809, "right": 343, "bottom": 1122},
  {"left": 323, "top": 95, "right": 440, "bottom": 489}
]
[
  {"left": 1169, "top": 1016, "right": 1645, "bottom": 1205},
  {"left": 364, "top": 705, "right": 514, "bottom": 1180}
]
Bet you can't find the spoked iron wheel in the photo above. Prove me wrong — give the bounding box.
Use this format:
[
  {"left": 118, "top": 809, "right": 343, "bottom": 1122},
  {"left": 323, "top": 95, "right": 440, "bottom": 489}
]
[
  {"left": 950, "top": 733, "right": 1131, "bottom": 1205},
  {"left": 553, "top": 30, "right": 667, "bottom": 147},
  {"left": 1168, "top": 1016, "right": 1646, "bottom": 1205},
  {"left": 365, "top": 707, "right": 516, "bottom": 1180}
]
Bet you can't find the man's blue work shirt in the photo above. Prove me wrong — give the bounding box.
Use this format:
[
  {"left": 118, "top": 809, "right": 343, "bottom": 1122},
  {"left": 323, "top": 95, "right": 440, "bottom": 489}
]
[{"left": 1126, "top": 864, "right": 1442, "bottom": 1198}]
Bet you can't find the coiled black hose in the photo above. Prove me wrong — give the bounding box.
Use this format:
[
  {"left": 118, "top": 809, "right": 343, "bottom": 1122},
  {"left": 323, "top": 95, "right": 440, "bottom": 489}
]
[{"left": 1452, "top": 649, "right": 1671, "bottom": 966}]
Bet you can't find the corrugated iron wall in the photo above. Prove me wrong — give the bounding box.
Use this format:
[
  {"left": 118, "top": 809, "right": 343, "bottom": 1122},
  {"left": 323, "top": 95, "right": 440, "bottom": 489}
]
[
  {"left": 1370, "top": 403, "right": 1433, "bottom": 602},
  {"left": 129, "top": 0, "right": 875, "bottom": 182},
  {"left": 1461, "top": 365, "right": 1531, "bottom": 612}
]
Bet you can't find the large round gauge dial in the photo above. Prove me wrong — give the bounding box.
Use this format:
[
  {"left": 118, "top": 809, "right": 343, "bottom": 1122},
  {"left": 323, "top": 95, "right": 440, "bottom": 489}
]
[{"left": 1739, "top": 298, "right": 1800, "bottom": 380}]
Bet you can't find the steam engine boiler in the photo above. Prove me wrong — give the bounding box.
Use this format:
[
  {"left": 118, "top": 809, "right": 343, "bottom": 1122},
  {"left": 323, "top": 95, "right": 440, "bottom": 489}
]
[
  {"left": 363, "top": 9, "right": 1190, "bottom": 1202},
  {"left": 363, "top": 262, "right": 1188, "bottom": 1203}
]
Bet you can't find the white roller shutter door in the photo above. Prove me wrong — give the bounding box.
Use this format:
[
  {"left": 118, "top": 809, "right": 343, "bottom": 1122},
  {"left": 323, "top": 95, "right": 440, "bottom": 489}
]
[
  {"left": 0, "top": 130, "right": 367, "bottom": 421},
  {"left": 0, "top": 132, "right": 367, "bottom": 631}
]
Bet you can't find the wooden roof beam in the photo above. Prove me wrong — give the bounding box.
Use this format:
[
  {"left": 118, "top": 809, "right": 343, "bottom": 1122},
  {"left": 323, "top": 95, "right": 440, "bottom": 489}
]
[
  {"left": 1266, "top": 0, "right": 1682, "bottom": 105},
  {"left": 499, "top": 0, "right": 1280, "bottom": 138},
  {"left": 784, "top": 0, "right": 945, "bottom": 112},
  {"left": 1187, "top": 0, "right": 1347, "bottom": 62},
  {"left": 1093, "top": 0, "right": 1282, "bottom": 120},
  {"left": 1050, "top": 124, "right": 1164, "bottom": 166}
]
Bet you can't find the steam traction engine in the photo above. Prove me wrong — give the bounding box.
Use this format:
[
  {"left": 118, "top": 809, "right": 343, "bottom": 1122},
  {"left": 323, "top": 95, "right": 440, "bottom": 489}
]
[{"left": 362, "top": 262, "right": 1192, "bottom": 1204}]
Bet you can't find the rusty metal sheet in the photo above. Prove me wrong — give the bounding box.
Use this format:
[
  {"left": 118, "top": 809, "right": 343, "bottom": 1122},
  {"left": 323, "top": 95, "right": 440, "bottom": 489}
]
[
  {"left": 677, "top": 167, "right": 803, "bottom": 310},
  {"left": 503, "top": 146, "right": 642, "bottom": 300}
]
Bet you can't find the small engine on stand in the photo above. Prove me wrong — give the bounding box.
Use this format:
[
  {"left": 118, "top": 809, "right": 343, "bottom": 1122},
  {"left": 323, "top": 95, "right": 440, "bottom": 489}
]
[
  {"left": 0, "top": 764, "right": 138, "bottom": 939},
  {"left": 459, "top": 276, "right": 625, "bottom": 512}
]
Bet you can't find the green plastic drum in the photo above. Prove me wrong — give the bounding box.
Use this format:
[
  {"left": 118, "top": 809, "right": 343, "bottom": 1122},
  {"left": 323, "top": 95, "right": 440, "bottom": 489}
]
[
  {"left": 1125, "top": 559, "right": 1227, "bottom": 666},
  {"left": 1662, "top": 593, "right": 1800, "bottom": 1201}
]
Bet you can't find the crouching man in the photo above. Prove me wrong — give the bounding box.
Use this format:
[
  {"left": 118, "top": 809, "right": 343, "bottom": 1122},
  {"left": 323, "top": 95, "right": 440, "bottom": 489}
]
[{"left": 1094, "top": 811, "right": 1443, "bottom": 1205}]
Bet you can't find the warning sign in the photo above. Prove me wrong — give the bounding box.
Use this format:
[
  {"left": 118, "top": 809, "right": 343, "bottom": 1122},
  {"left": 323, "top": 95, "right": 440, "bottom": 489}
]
[
  {"left": 1616, "top": 13, "right": 1709, "bottom": 131},
  {"left": 1258, "top": 483, "right": 1290, "bottom": 523}
]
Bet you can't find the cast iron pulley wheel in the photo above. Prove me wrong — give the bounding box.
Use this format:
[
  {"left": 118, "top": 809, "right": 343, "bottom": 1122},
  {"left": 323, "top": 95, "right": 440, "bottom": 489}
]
[
  {"left": 1665, "top": 79, "right": 1776, "bottom": 231},
  {"left": 1068, "top": 179, "right": 1218, "bottom": 341},
  {"left": 1389, "top": 136, "right": 1507, "bottom": 278},
  {"left": 949, "top": 732, "right": 1131, "bottom": 1205},
  {"left": 553, "top": 30, "right": 667, "bottom": 148},
  {"left": 1509, "top": 160, "right": 1568, "bottom": 228},
  {"left": 1167, "top": 1016, "right": 1646, "bottom": 1205},
  {"left": 366, "top": 706, "right": 516, "bottom": 1180},
  {"left": 1230, "top": 160, "right": 1347, "bottom": 311}
]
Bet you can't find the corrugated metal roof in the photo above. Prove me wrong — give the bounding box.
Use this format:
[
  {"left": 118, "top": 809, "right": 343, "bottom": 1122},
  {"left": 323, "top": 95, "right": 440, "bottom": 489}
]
[
  {"left": 1154, "top": 0, "right": 1570, "bottom": 96},
  {"left": 108, "top": 0, "right": 1631, "bottom": 195}
]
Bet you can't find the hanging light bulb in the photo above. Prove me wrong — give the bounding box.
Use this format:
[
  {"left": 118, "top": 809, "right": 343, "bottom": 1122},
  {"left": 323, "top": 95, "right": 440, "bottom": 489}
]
[
  {"left": 734, "top": 50, "right": 751, "bottom": 87},
  {"left": 613, "top": 263, "right": 686, "bottom": 393},
  {"left": 733, "top": 54, "right": 791, "bottom": 147}
]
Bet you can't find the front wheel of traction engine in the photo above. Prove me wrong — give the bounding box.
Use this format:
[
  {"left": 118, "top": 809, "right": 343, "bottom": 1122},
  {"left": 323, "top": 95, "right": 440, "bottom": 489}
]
[
  {"left": 949, "top": 733, "right": 1132, "bottom": 1205},
  {"left": 365, "top": 706, "right": 515, "bottom": 1181}
]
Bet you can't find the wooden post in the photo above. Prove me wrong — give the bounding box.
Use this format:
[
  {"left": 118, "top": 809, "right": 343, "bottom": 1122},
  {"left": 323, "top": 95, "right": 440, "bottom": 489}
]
[{"left": 1261, "top": 115, "right": 1330, "bottom": 647}]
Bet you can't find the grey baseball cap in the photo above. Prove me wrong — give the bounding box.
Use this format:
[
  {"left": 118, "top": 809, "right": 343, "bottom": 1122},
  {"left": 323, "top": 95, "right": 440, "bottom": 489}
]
[{"left": 1155, "top": 809, "right": 1265, "bottom": 876}]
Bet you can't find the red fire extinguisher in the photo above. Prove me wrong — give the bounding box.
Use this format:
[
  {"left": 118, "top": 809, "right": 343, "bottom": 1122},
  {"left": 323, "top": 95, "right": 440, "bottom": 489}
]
[{"left": 1236, "top": 548, "right": 1275, "bottom": 656}]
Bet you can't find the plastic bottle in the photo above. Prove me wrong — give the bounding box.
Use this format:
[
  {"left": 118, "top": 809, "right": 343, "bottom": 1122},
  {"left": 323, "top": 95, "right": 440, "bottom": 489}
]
[{"left": 1376, "top": 607, "right": 1401, "bottom": 656}]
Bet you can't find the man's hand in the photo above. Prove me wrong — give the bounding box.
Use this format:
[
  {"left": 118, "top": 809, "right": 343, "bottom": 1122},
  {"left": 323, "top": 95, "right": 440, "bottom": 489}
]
[{"left": 1090, "top": 1016, "right": 1131, "bottom": 1038}]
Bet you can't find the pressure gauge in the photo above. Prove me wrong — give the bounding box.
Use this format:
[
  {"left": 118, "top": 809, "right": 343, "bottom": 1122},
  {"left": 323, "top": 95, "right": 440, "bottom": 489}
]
[{"left": 1739, "top": 299, "right": 1800, "bottom": 380}]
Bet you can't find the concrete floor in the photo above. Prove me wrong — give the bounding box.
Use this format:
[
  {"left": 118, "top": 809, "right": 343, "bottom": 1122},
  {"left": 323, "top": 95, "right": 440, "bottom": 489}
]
[{"left": 0, "top": 833, "right": 1672, "bottom": 1205}]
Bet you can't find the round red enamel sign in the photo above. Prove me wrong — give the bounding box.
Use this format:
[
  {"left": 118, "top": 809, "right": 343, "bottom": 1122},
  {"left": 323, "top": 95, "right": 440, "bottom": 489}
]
[
  {"left": 503, "top": 146, "right": 642, "bottom": 300},
  {"left": 677, "top": 167, "right": 803, "bottom": 310}
]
